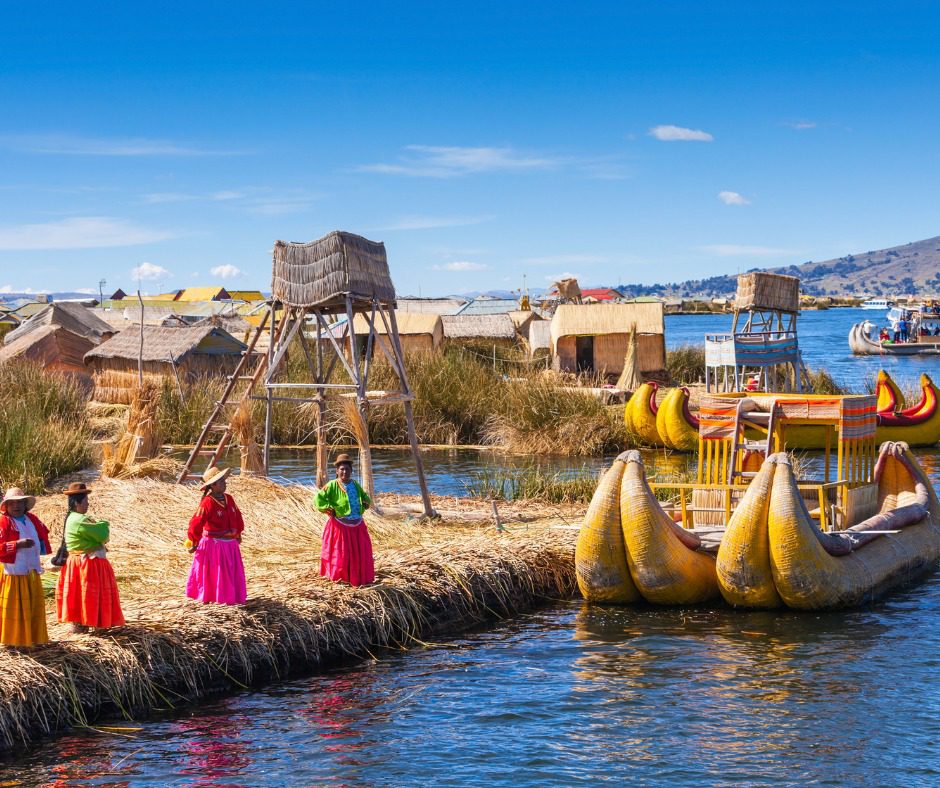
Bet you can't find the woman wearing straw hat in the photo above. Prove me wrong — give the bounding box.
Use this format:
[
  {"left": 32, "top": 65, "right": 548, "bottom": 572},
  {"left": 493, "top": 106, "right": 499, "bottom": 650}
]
[
  {"left": 0, "top": 487, "right": 51, "bottom": 647},
  {"left": 315, "top": 454, "right": 374, "bottom": 586},
  {"left": 185, "top": 466, "right": 247, "bottom": 605},
  {"left": 56, "top": 482, "right": 125, "bottom": 633}
]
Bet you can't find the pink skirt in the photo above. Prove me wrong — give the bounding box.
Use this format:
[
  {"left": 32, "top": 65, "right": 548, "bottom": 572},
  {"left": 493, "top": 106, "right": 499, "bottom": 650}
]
[
  {"left": 186, "top": 537, "right": 247, "bottom": 605},
  {"left": 320, "top": 516, "right": 374, "bottom": 587}
]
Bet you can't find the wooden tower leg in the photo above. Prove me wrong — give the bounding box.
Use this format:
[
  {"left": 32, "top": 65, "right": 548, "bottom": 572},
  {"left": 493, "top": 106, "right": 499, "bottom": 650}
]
[
  {"left": 315, "top": 398, "right": 328, "bottom": 488},
  {"left": 356, "top": 398, "right": 376, "bottom": 503},
  {"left": 403, "top": 399, "right": 433, "bottom": 518}
]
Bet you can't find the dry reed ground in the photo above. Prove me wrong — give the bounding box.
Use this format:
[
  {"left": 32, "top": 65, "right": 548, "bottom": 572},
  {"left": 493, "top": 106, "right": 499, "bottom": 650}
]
[{"left": 0, "top": 474, "right": 578, "bottom": 752}]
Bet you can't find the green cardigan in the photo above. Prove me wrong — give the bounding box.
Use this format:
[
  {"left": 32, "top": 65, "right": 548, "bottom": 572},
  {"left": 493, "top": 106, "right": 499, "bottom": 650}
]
[
  {"left": 64, "top": 511, "right": 110, "bottom": 553},
  {"left": 315, "top": 480, "right": 371, "bottom": 518}
]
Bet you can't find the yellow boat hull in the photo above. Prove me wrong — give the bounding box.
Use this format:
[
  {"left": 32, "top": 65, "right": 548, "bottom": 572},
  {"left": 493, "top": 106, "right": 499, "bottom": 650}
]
[
  {"left": 624, "top": 382, "right": 661, "bottom": 446},
  {"left": 655, "top": 387, "right": 699, "bottom": 451}
]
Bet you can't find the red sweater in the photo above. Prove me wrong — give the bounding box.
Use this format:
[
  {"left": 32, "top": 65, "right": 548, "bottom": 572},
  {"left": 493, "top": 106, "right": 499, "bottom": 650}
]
[
  {"left": 187, "top": 493, "right": 245, "bottom": 544},
  {"left": 0, "top": 512, "right": 52, "bottom": 563}
]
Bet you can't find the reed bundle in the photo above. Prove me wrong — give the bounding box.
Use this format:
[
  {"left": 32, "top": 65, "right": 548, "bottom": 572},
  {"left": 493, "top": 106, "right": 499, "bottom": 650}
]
[
  {"left": 230, "top": 398, "right": 263, "bottom": 475},
  {"left": 101, "top": 383, "right": 162, "bottom": 478},
  {"left": 0, "top": 474, "right": 576, "bottom": 752}
]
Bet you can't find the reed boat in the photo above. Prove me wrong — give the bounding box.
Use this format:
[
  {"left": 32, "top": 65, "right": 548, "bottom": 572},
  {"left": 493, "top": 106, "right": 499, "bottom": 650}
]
[
  {"left": 578, "top": 392, "right": 940, "bottom": 608},
  {"left": 655, "top": 386, "right": 700, "bottom": 451},
  {"left": 849, "top": 320, "right": 940, "bottom": 355},
  {"left": 873, "top": 371, "right": 940, "bottom": 446},
  {"left": 623, "top": 381, "right": 661, "bottom": 445}
]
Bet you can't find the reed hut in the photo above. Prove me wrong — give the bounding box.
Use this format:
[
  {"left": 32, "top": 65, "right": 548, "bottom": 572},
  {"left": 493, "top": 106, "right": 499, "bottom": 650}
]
[
  {"left": 350, "top": 311, "right": 443, "bottom": 356},
  {"left": 527, "top": 319, "right": 552, "bottom": 357},
  {"left": 5, "top": 302, "right": 115, "bottom": 346},
  {"left": 550, "top": 302, "right": 666, "bottom": 379},
  {"left": 85, "top": 325, "right": 247, "bottom": 403},
  {"left": 441, "top": 313, "right": 517, "bottom": 346},
  {"left": 0, "top": 325, "right": 97, "bottom": 379},
  {"left": 508, "top": 310, "right": 542, "bottom": 341}
]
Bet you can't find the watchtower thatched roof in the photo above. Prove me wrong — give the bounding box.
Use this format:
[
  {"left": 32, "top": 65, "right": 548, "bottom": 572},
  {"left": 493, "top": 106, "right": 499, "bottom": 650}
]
[
  {"left": 85, "top": 325, "right": 246, "bottom": 366},
  {"left": 5, "top": 302, "right": 115, "bottom": 346},
  {"left": 271, "top": 231, "right": 396, "bottom": 308}
]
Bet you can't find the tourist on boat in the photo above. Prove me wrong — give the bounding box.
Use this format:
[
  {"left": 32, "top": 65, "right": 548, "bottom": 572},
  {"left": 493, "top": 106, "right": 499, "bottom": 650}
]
[
  {"left": 185, "top": 466, "right": 246, "bottom": 605},
  {"left": 898, "top": 317, "right": 909, "bottom": 342},
  {"left": 879, "top": 327, "right": 890, "bottom": 342},
  {"left": 0, "top": 487, "right": 51, "bottom": 647},
  {"left": 316, "top": 454, "right": 375, "bottom": 586},
  {"left": 56, "top": 482, "right": 125, "bottom": 632}
]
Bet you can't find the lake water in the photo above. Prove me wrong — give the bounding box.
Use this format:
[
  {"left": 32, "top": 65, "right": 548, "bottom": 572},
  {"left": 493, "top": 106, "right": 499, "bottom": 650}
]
[{"left": 10, "top": 307, "right": 940, "bottom": 786}]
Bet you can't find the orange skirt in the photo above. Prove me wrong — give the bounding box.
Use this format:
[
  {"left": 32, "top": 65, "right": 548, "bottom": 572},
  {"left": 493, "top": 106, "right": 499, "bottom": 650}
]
[
  {"left": 56, "top": 554, "right": 125, "bottom": 628},
  {"left": 0, "top": 571, "right": 49, "bottom": 647}
]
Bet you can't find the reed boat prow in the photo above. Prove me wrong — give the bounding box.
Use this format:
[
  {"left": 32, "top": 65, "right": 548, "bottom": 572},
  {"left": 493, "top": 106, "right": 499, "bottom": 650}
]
[
  {"left": 619, "top": 450, "right": 720, "bottom": 605},
  {"left": 768, "top": 441, "right": 940, "bottom": 609}
]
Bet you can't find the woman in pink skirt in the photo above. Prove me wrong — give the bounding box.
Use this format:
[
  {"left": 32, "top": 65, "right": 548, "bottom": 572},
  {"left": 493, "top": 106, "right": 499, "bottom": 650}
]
[
  {"left": 316, "top": 454, "right": 374, "bottom": 586},
  {"left": 185, "top": 466, "right": 247, "bottom": 605}
]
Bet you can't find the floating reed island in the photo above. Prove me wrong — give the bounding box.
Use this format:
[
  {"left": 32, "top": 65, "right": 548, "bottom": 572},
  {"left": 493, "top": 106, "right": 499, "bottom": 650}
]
[{"left": 0, "top": 475, "right": 577, "bottom": 754}]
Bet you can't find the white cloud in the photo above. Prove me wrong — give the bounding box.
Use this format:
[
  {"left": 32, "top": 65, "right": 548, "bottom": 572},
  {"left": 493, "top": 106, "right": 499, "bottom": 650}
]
[
  {"left": 0, "top": 217, "right": 174, "bottom": 250},
  {"left": 544, "top": 271, "right": 583, "bottom": 282},
  {"left": 143, "top": 190, "right": 248, "bottom": 205},
  {"left": 0, "top": 134, "right": 242, "bottom": 156},
  {"left": 377, "top": 215, "right": 493, "bottom": 231},
  {"left": 210, "top": 264, "right": 244, "bottom": 280},
  {"left": 718, "top": 191, "right": 750, "bottom": 205},
  {"left": 701, "top": 244, "right": 794, "bottom": 257},
  {"left": 432, "top": 261, "right": 488, "bottom": 272},
  {"left": 524, "top": 254, "right": 609, "bottom": 266},
  {"left": 131, "top": 262, "right": 171, "bottom": 281},
  {"left": 789, "top": 120, "right": 817, "bottom": 130},
  {"left": 648, "top": 125, "right": 714, "bottom": 142},
  {"left": 75, "top": 288, "right": 98, "bottom": 294},
  {"left": 210, "top": 190, "right": 245, "bottom": 201},
  {"left": 358, "top": 145, "right": 560, "bottom": 178}
]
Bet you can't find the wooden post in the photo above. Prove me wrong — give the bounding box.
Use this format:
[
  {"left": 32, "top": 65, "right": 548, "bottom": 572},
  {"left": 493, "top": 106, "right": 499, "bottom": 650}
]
[
  {"left": 386, "top": 307, "right": 434, "bottom": 518},
  {"left": 344, "top": 295, "right": 376, "bottom": 503},
  {"left": 263, "top": 301, "right": 277, "bottom": 474}
]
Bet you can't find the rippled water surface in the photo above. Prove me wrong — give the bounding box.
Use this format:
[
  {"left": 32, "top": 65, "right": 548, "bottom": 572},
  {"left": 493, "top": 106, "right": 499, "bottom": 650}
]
[
  {"left": 10, "top": 308, "right": 940, "bottom": 786},
  {"left": 9, "top": 579, "right": 940, "bottom": 786}
]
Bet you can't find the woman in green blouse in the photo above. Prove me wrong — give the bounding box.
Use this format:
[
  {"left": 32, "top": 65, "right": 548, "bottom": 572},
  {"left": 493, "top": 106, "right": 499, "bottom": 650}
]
[{"left": 315, "top": 454, "right": 374, "bottom": 586}]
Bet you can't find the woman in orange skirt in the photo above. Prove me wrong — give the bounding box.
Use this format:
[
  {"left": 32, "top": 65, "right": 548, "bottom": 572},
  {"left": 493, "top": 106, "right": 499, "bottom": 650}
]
[
  {"left": 56, "top": 482, "right": 125, "bottom": 632},
  {"left": 0, "top": 487, "right": 51, "bottom": 647}
]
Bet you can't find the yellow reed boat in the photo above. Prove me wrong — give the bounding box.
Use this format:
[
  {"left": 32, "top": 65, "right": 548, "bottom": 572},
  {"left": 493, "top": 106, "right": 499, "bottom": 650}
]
[{"left": 577, "top": 391, "right": 940, "bottom": 608}]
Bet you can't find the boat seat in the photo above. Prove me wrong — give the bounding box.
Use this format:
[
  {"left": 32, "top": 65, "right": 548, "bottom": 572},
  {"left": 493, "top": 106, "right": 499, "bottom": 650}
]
[{"left": 691, "top": 526, "right": 725, "bottom": 554}]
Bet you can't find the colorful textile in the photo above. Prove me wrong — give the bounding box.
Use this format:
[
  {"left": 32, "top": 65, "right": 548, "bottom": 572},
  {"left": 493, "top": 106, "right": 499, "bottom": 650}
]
[
  {"left": 0, "top": 512, "right": 51, "bottom": 565},
  {"left": 0, "top": 571, "right": 48, "bottom": 646},
  {"left": 56, "top": 553, "right": 125, "bottom": 628},
  {"left": 64, "top": 511, "right": 110, "bottom": 554},
  {"left": 186, "top": 537, "right": 247, "bottom": 605},
  {"left": 320, "top": 515, "right": 375, "bottom": 586},
  {"left": 315, "top": 480, "right": 372, "bottom": 520},
  {"left": 187, "top": 494, "right": 244, "bottom": 548}
]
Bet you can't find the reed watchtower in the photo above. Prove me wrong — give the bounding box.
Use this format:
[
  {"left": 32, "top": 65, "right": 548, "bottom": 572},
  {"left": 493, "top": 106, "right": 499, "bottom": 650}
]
[
  {"left": 178, "top": 231, "right": 434, "bottom": 517},
  {"left": 705, "top": 272, "right": 807, "bottom": 393}
]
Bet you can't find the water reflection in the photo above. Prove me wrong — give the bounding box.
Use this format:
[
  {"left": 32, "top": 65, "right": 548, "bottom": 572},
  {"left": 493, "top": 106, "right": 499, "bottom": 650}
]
[{"left": 174, "top": 713, "right": 252, "bottom": 788}]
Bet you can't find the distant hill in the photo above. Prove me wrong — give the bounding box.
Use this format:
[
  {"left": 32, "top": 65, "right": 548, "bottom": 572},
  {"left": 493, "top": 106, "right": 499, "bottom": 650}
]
[{"left": 620, "top": 235, "right": 940, "bottom": 299}]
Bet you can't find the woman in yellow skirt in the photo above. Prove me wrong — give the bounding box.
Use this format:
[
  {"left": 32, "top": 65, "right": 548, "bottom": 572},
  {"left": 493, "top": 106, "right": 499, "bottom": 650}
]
[{"left": 0, "top": 487, "right": 51, "bottom": 647}]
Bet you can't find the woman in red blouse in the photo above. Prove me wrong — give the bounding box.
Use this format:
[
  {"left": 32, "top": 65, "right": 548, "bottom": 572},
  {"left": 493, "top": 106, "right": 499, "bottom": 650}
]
[{"left": 185, "top": 466, "right": 246, "bottom": 605}]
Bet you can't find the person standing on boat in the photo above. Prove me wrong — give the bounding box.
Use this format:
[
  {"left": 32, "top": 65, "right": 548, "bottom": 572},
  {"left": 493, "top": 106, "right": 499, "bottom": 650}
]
[
  {"left": 0, "top": 487, "right": 51, "bottom": 647},
  {"left": 316, "top": 454, "right": 375, "bottom": 586},
  {"left": 56, "top": 482, "right": 125, "bottom": 633},
  {"left": 185, "top": 466, "right": 247, "bottom": 605},
  {"left": 898, "top": 316, "right": 909, "bottom": 342}
]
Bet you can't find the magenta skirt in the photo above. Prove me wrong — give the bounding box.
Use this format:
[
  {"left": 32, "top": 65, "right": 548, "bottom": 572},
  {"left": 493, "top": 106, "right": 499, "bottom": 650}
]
[
  {"left": 320, "top": 516, "right": 375, "bottom": 586},
  {"left": 186, "top": 537, "right": 247, "bottom": 605}
]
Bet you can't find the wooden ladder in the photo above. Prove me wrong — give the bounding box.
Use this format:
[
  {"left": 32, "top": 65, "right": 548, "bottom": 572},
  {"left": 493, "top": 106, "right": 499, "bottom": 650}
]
[
  {"left": 176, "top": 308, "right": 279, "bottom": 484},
  {"left": 727, "top": 398, "right": 777, "bottom": 484}
]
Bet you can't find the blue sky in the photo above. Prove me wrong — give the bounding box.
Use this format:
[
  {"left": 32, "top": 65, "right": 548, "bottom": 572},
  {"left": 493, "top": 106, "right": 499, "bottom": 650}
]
[{"left": 1, "top": 2, "right": 939, "bottom": 297}]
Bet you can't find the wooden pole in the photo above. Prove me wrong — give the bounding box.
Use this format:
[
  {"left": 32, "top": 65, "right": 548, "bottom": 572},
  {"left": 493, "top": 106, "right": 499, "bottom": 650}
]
[
  {"left": 263, "top": 301, "right": 277, "bottom": 474},
  {"left": 345, "top": 295, "right": 376, "bottom": 503},
  {"left": 386, "top": 307, "right": 434, "bottom": 518},
  {"left": 136, "top": 290, "right": 144, "bottom": 388}
]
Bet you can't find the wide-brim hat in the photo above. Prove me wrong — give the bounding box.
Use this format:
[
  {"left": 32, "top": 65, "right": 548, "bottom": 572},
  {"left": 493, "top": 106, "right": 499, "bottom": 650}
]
[
  {"left": 62, "top": 482, "right": 92, "bottom": 496},
  {"left": 333, "top": 453, "right": 354, "bottom": 468},
  {"left": 199, "top": 465, "right": 232, "bottom": 491},
  {"left": 0, "top": 487, "right": 36, "bottom": 513}
]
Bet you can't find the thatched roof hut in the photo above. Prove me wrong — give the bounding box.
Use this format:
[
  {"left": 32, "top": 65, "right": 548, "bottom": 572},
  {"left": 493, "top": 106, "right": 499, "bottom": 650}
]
[
  {"left": 550, "top": 303, "right": 666, "bottom": 378},
  {"left": 0, "top": 325, "right": 97, "bottom": 379},
  {"left": 350, "top": 311, "right": 443, "bottom": 356},
  {"left": 507, "top": 310, "right": 542, "bottom": 340},
  {"left": 6, "top": 302, "right": 115, "bottom": 346},
  {"left": 527, "top": 320, "right": 552, "bottom": 356},
  {"left": 85, "top": 325, "right": 248, "bottom": 403},
  {"left": 441, "top": 313, "right": 517, "bottom": 342},
  {"left": 272, "top": 231, "right": 395, "bottom": 308}
]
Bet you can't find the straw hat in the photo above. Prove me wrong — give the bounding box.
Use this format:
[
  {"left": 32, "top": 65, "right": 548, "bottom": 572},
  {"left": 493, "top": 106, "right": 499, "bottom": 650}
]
[
  {"left": 199, "top": 465, "right": 232, "bottom": 491},
  {"left": 0, "top": 487, "right": 36, "bottom": 514},
  {"left": 333, "top": 453, "right": 354, "bottom": 468},
  {"left": 62, "top": 482, "right": 92, "bottom": 496}
]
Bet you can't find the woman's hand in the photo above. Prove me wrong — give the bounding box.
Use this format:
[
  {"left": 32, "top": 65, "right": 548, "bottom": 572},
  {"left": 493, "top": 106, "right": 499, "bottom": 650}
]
[
  {"left": 325, "top": 508, "right": 335, "bottom": 517},
  {"left": 15, "top": 538, "right": 34, "bottom": 549}
]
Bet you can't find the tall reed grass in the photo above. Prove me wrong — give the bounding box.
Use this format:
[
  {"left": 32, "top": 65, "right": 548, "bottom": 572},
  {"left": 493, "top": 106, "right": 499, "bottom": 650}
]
[{"left": 0, "top": 361, "right": 92, "bottom": 493}]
